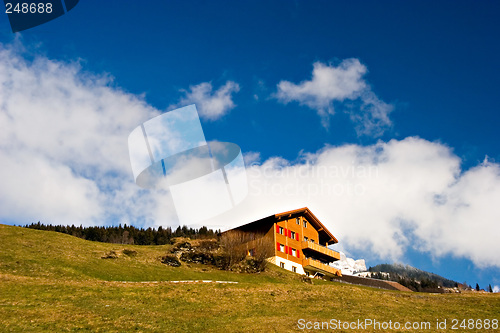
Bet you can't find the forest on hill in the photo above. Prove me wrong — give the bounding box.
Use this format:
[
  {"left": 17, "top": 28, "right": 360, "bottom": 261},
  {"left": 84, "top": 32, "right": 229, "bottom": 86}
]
[{"left": 23, "top": 222, "right": 219, "bottom": 245}]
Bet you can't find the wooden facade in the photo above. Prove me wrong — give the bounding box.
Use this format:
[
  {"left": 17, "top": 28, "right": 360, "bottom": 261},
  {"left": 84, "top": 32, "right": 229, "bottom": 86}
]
[{"left": 222, "top": 207, "right": 342, "bottom": 278}]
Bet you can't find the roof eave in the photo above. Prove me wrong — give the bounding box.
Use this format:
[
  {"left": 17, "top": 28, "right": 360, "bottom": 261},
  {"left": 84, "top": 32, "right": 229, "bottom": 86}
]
[{"left": 275, "top": 207, "right": 338, "bottom": 244}]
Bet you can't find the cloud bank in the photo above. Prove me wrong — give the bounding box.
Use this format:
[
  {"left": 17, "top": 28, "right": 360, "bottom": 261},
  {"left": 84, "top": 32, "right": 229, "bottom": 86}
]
[
  {"left": 1, "top": 42, "right": 499, "bottom": 270},
  {"left": 174, "top": 81, "right": 240, "bottom": 121},
  {"left": 204, "top": 137, "right": 500, "bottom": 269},
  {"left": 274, "top": 59, "right": 393, "bottom": 136},
  {"left": 0, "top": 42, "right": 175, "bottom": 227}
]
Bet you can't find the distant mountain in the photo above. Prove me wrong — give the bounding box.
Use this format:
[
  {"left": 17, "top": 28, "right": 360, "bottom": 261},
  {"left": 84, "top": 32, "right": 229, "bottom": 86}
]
[{"left": 367, "top": 263, "right": 459, "bottom": 292}]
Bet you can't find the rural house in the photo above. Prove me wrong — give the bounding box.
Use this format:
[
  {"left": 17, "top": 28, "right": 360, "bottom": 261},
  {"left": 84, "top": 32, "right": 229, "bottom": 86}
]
[{"left": 222, "top": 207, "right": 342, "bottom": 278}]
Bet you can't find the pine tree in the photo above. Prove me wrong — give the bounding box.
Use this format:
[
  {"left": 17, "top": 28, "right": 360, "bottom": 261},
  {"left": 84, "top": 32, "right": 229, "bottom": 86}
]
[
  {"left": 488, "top": 284, "right": 493, "bottom": 293},
  {"left": 23, "top": 222, "right": 214, "bottom": 245},
  {"left": 475, "top": 283, "right": 480, "bottom": 291}
]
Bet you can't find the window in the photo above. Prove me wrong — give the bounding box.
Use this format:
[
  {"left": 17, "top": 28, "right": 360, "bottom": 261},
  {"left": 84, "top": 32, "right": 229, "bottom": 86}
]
[
  {"left": 303, "top": 220, "right": 308, "bottom": 228},
  {"left": 248, "top": 248, "right": 255, "bottom": 257},
  {"left": 292, "top": 248, "right": 297, "bottom": 257},
  {"left": 290, "top": 231, "right": 295, "bottom": 239},
  {"left": 278, "top": 226, "right": 284, "bottom": 235},
  {"left": 280, "top": 262, "right": 285, "bottom": 269},
  {"left": 296, "top": 217, "right": 300, "bottom": 225},
  {"left": 292, "top": 266, "right": 297, "bottom": 273},
  {"left": 304, "top": 236, "right": 308, "bottom": 242},
  {"left": 280, "top": 244, "right": 285, "bottom": 252},
  {"left": 311, "top": 239, "right": 315, "bottom": 243}
]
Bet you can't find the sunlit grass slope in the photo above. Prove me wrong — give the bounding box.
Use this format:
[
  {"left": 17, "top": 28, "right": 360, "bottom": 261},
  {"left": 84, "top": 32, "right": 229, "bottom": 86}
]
[
  {"left": 1, "top": 224, "right": 499, "bottom": 332},
  {"left": 0, "top": 223, "right": 277, "bottom": 283}
]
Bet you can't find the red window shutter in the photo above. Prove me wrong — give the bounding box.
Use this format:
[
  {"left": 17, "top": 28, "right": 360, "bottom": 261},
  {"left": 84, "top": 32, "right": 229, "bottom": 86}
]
[
  {"left": 284, "top": 228, "right": 287, "bottom": 236},
  {"left": 296, "top": 232, "right": 299, "bottom": 241},
  {"left": 285, "top": 245, "right": 288, "bottom": 253},
  {"left": 276, "top": 242, "right": 280, "bottom": 251},
  {"left": 288, "top": 229, "right": 292, "bottom": 238},
  {"left": 297, "top": 250, "right": 300, "bottom": 258},
  {"left": 276, "top": 224, "right": 279, "bottom": 233}
]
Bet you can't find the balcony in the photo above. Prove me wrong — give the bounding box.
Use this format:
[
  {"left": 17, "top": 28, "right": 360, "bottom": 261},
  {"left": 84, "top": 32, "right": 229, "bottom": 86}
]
[
  {"left": 301, "top": 241, "right": 341, "bottom": 261},
  {"left": 302, "top": 258, "right": 341, "bottom": 277}
]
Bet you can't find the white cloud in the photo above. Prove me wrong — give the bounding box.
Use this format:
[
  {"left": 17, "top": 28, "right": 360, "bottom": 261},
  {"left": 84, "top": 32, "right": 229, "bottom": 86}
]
[
  {"left": 494, "top": 285, "right": 500, "bottom": 293},
  {"left": 0, "top": 42, "right": 170, "bottom": 226},
  {"left": 0, "top": 150, "right": 102, "bottom": 224},
  {"left": 243, "top": 151, "right": 261, "bottom": 166},
  {"left": 174, "top": 81, "right": 240, "bottom": 121},
  {"left": 274, "top": 59, "right": 393, "bottom": 135},
  {"left": 202, "top": 137, "right": 500, "bottom": 269}
]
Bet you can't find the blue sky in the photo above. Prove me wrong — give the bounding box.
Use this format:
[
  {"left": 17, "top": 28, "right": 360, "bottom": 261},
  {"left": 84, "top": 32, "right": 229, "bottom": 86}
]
[{"left": 1, "top": 1, "right": 499, "bottom": 290}]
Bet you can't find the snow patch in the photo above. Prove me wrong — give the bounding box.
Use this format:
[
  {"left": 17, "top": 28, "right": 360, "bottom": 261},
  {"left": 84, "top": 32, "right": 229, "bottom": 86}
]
[{"left": 331, "top": 251, "right": 367, "bottom": 275}]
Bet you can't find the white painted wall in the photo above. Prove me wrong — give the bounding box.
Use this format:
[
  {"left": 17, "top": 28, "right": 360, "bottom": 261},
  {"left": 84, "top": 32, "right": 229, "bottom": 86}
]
[{"left": 267, "top": 256, "right": 306, "bottom": 275}]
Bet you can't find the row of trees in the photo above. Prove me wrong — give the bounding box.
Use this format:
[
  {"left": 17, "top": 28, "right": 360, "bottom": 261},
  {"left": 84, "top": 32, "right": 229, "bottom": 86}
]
[
  {"left": 370, "top": 271, "right": 442, "bottom": 290},
  {"left": 475, "top": 283, "right": 494, "bottom": 293},
  {"left": 368, "top": 263, "right": 457, "bottom": 288},
  {"left": 24, "top": 222, "right": 219, "bottom": 245},
  {"left": 368, "top": 265, "right": 495, "bottom": 293}
]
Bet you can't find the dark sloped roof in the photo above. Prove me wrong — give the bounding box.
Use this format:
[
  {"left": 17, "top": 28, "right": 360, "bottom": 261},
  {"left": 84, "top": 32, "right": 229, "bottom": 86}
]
[
  {"left": 223, "top": 207, "right": 338, "bottom": 245},
  {"left": 274, "top": 207, "right": 338, "bottom": 244}
]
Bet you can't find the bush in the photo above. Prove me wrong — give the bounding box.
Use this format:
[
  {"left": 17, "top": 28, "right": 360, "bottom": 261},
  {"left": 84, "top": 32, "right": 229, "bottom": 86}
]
[
  {"left": 197, "top": 239, "right": 219, "bottom": 251},
  {"left": 161, "top": 254, "right": 181, "bottom": 267},
  {"left": 161, "top": 236, "right": 269, "bottom": 274},
  {"left": 213, "top": 254, "right": 231, "bottom": 270},
  {"left": 180, "top": 251, "right": 214, "bottom": 265},
  {"left": 122, "top": 249, "right": 137, "bottom": 257},
  {"left": 243, "top": 258, "right": 267, "bottom": 273},
  {"left": 101, "top": 250, "right": 118, "bottom": 259},
  {"left": 170, "top": 241, "right": 192, "bottom": 253}
]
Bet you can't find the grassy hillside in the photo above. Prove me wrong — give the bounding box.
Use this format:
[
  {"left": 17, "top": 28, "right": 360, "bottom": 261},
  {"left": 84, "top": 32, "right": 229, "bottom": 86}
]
[{"left": 1, "top": 224, "right": 499, "bottom": 332}]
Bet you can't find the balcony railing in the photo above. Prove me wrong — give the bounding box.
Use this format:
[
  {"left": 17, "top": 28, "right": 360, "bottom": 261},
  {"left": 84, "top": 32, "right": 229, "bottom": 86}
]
[
  {"left": 301, "top": 241, "right": 341, "bottom": 261},
  {"left": 302, "top": 258, "right": 341, "bottom": 277}
]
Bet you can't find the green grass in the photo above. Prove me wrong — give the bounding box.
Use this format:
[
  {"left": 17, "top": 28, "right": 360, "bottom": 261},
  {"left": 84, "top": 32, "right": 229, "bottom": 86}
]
[{"left": 1, "top": 224, "right": 499, "bottom": 332}]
